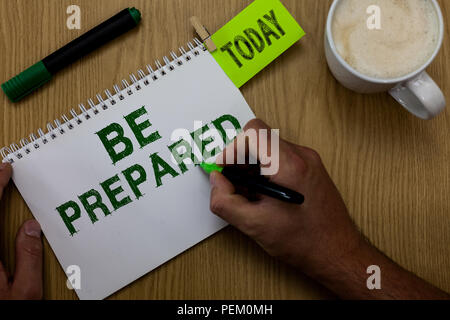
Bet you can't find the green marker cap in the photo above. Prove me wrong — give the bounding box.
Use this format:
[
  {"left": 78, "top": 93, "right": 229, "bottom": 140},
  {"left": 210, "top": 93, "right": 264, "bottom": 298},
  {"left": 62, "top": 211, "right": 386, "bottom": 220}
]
[
  {"left": 1, "top": 61, "right": 52, "bottom": 102},
  {"left": 128, "top": 7, "right": 141, "bottom": 25},
  {"left": 200, "top": 162, "right": 224, "bottom": 174}
]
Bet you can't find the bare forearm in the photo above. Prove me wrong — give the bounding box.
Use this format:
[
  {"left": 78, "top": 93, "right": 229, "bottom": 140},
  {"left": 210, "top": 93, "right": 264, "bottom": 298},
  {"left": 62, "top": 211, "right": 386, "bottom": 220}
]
[
  {"left": 209, "top": 119, "right": 449, "bottom": 301},
  {"left": 308, "top": 237, "right": 450, "bottom": 300}
]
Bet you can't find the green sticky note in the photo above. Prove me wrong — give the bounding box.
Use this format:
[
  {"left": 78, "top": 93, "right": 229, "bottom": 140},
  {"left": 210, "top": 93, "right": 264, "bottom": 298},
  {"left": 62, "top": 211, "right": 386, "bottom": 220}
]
[{"left": 210, "top": 0, "right": 305, "bottom": 88}]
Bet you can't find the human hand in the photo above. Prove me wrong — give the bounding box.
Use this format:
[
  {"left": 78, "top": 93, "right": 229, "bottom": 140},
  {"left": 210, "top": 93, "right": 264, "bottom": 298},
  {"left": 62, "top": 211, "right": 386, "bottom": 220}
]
[
  {"left": 0, "top": 163, "right": 43, "bottom": 300},
  {"left": 209, "top": 119, "right": 362, "bottom": 278},
  {"left": 210, "top": 119, "right": 450, "bottom": 300}
]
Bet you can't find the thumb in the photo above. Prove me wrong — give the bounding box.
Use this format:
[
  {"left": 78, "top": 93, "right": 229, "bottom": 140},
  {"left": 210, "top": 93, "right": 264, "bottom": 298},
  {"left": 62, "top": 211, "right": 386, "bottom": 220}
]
[
  {"left": 0, "top": 162, "right": 12, "bottom": 200},
  {"left": 11, "top": 220, "right": 43, "bottom": 300},
  {"left": 209, "top": 171, "right": 259, "bottom": 233}
]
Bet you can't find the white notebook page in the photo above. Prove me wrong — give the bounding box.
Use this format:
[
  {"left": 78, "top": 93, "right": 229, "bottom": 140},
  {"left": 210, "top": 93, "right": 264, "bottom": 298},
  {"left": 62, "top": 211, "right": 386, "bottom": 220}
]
[{"left": 7, "top": 48, "right": 255, "bottom": 299}]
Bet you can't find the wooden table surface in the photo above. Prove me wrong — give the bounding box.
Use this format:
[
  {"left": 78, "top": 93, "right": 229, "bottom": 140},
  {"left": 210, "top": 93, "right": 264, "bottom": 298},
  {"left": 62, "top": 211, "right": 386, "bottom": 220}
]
[{"left": 1, "top": 0, "right": 449, "bottom": 300}]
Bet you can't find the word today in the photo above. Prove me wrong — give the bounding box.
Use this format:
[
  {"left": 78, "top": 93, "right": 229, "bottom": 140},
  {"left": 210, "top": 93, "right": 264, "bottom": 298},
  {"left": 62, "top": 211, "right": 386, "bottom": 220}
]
[{"left": 220, "top": 9, "right": 286, "bottom": 68}]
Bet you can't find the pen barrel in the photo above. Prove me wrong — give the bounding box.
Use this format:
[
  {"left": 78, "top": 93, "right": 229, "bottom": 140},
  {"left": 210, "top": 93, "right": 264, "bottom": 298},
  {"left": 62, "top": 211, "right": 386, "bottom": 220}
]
[
  {"left": 222, "top": 168, "right": 304, "bottom": 205},
  {"left": 43, "top": 8, "right": 140, "bottom": 74},
  {"left": 247, "top": 180, "right": 305, "bottom": 204},
  {"left": 2, "top": 8, "right": 140, "bottom": 102}
]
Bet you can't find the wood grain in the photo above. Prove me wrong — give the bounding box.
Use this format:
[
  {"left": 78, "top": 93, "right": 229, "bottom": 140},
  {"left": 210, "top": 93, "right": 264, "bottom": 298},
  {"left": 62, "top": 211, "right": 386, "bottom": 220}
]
[{"left": 0, "top": 0, "right": 449, "bottom": 299}]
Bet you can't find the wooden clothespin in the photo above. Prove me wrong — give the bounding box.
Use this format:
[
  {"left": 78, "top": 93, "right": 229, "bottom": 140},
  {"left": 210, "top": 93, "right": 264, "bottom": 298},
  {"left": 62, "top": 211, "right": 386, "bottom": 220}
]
[{"left": 190, "top": 16, "right": 217, "bottom": 52}]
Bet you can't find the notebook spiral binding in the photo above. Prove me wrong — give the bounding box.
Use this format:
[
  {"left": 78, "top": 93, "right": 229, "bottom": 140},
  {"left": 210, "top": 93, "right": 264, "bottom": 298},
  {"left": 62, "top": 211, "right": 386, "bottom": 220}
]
[{"left": 1, "top": 39, "right": 207, "bottom": 164}]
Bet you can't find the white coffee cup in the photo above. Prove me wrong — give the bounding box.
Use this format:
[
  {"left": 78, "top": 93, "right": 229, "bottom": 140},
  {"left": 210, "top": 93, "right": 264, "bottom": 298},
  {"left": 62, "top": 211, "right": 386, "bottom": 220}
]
[{"left": 325, "top": 0, "right": 446, "bottom": 120}]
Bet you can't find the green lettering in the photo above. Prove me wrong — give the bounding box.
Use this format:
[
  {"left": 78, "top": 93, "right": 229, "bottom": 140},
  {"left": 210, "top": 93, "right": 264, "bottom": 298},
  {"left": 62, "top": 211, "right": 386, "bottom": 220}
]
[
  {"left": 100, "top": 175, "right": 132, "bottom": 211},
  {"left": 168, "top": 139, "right": 199, "bottom": 174},
  {"left": 263, "top": 9, "right": 286, "bottom": 36},
  {"left": 220, "top": 41, "right": 243, "bottom": 68},
  {"left": 124, "top": 106, "right": 162, "bottom": 148},
  {"left": 244, "top": 28, "right": 265, "bottom": 53},
  {"left": 234, "top": 35, "right": 255, "bottom": 60},
  {"left": 150, "top": 153, "right": 179, "bottom": 188},
  {"left": 191, "top": 125, "right": 221, "bottom": 161},
  {"left": 257, "top": 19, "right": 280, "bottom": 46},
  {"left": 78, "top": 189, "right": 111, "bottom": 224},
  {"left": 56, "top": 201, "right": 81, "bottom": 236},
  {"left": 122, "top": 164, "right": 147, "bottom": 199},
  {"left": 212, "top": 114, "right": 242, "bottom": 145},
  {"left": 96, "top": 123, "right": 134, "bottom": 165}
]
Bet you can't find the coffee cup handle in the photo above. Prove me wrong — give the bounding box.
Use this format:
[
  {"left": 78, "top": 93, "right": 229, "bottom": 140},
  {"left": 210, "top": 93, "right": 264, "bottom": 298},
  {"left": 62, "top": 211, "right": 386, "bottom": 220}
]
[{"left": 389, "top": 72, "right": 446, "bottom": 120}]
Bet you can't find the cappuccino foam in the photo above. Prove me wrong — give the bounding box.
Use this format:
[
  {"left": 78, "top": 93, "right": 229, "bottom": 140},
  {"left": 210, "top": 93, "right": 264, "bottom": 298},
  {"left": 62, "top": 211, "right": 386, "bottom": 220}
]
[{"left": 332, "top": 0, "right": 440, "bottom": 79}]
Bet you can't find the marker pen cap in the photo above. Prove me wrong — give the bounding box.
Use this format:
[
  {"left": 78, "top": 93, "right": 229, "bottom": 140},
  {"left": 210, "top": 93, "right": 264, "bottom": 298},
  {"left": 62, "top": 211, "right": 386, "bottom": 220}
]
[
  {"left": 1, "top": 61, "right": 52, "bottom": 102},
  {"left": 2, "top": 7, "right": 140, "bottom": 102},
  {"left": 128, "top": 7, "right": 141, "bottom": 24}
]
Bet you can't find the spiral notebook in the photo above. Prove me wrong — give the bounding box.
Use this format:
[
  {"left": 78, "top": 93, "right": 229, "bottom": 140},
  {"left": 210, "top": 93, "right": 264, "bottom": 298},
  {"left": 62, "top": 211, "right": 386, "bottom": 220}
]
[{"left": 1, "top": 40, "right": 255, "bottom": 300}]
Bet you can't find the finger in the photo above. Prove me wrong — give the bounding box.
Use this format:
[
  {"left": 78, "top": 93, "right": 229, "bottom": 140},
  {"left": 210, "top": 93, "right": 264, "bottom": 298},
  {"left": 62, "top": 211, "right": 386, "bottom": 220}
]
[
  {"left": 218, "top": 119, "right": 296, "bottom": 167},
  {"left": 216, "top": 119, "right": 306, "bottom": 189},
  {"left": 217, "top": 119, "right": 271, "bottom": 166},
  {"left": 0, "top": 162, "right": 12, "bottom": 200},
  {"left": 209, "top": 171, "right": 260, "bottom": 233},
  {"left": 0, "top": 261, "right": 9, "bottom": 290},
  {"left": 11, "top": 220, "right": 43, "bottom": 300},
  {"left": 242, "top": 119, "right": 305, "bottom": 171}
]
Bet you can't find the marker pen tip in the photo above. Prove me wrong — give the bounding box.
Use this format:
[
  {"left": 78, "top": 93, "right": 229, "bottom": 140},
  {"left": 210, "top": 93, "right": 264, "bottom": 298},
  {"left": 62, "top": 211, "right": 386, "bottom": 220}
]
[{"left": 200, "top": 162, "right": 224, "bottom": 174}]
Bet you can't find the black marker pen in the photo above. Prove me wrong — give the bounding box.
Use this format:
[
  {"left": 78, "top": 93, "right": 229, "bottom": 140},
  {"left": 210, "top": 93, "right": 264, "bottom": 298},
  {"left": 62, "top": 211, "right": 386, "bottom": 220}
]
[
  {"left": 2, "top": 7, "right": 141, "bottom": 102},
  {"left": 201, "top": 163, "right": 305, "bottom": 205}
]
